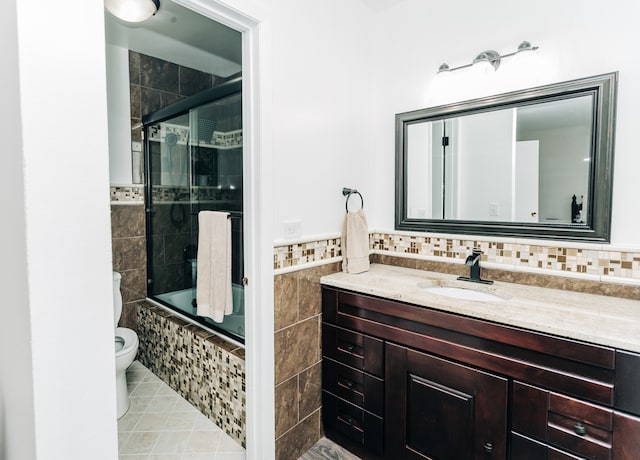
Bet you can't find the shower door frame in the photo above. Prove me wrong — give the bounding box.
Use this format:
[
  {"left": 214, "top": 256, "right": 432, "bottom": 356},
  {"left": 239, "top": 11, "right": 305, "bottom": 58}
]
[{"left": 142, "top": 78, "right": 244, "bottom": 344}]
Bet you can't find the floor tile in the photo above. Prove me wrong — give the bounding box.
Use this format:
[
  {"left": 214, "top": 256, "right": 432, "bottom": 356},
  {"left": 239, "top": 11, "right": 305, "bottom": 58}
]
[
  {"left": 121, "top": 431, "right": 160, "bottom": 455},
  {"left": 119, "top": 361, "right": 244, "bottom": 459},
  {"left": 135, "top": 413, "right": 171, "bottom": 431},
  {"left": 184, "top": 431, "right": 221, "bottom": 453},
  {"left": 152, "top": 431, "right": 191, "bottom": 454}
]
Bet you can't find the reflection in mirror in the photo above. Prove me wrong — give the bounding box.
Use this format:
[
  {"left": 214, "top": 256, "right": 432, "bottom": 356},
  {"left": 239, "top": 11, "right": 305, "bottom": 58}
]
[
  {"left": 406, "top": 96, "right": 593, "bottom": 224},
  {"left": 397, "top": 73, "right": 617, "bottom": 242}
]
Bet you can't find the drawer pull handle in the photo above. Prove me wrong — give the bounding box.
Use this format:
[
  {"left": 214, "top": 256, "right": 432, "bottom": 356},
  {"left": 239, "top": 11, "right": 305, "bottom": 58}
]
[
  {"left": 574, "top": 422, "right": 586, "bottom": 436},
  {"left": 483, "top": 442, "right": 493, "bottom": 454},
  {"left": 345, "top": 380, "right": 354, "bottom": 389},
  {"left": 346, "top": 345, "right": 355, "bottom": 352}
]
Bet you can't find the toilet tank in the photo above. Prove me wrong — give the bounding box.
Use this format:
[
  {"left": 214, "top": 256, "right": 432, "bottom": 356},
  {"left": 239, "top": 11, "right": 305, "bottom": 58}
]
[{"left": 113, "top": 271, "right": 122, "bottom": 328}]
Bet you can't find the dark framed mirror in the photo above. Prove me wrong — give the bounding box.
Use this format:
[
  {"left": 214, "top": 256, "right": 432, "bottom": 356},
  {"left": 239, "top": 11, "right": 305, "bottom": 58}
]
[{"left": 395, "top": 72, "right": 617, "bottom": 242}]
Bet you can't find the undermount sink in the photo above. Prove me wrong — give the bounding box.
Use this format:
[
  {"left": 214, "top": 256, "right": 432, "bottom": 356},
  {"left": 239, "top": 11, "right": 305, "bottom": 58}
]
[{"left": 421, "top": 285, "right": 505, "bottom": 302}]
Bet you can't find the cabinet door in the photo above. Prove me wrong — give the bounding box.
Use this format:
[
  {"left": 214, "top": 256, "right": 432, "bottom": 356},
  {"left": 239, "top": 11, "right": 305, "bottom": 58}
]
[{"left": 386, "top": 342, "right": 508, "bottom": 460}]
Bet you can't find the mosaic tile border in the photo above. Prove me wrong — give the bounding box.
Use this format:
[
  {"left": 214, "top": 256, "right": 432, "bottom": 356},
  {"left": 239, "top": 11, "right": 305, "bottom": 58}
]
[
  {"left": 110, "top": 185, "right": 144, "bottom": 204},
  {"left": 136, "top": 302, "right": 246, "bottom": 447},
  {"left": 273, "top": 231, "right": 640, "bottom": 284},
  {"left": 150, "top": 185, "right": 242, "bottom": 203},
  {"left": 273, "top": 236, "right": 342, "bottom": 271}
]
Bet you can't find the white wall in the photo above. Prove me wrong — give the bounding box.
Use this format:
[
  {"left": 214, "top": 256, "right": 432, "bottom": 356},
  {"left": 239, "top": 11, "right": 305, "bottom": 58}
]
[
  {"left": 457, "top": 110, "right": 514, "bottom": 221},
  {"left": 367, "top": 0, "right": 640, "bottom": 246},
  {"left": 263, "top": 0, "right": 376, "bottom": 241},
  {"left": 0, "top": 1, "right": 36, "bottom": 458},
  {"left": 521, "top": 125, "right": 591, "bottom": 223},
  {"left": 106, "top": 44, "right": 133, "bottom": 185},
  {"left": 6, "top": 0, "right": 119, "bottom": 458}
]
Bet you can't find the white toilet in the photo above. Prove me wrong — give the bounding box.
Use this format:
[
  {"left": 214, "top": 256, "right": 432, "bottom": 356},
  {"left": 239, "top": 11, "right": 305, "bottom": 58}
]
[{"left": 113, "top": 271, "right": 139, "bottom": 418}]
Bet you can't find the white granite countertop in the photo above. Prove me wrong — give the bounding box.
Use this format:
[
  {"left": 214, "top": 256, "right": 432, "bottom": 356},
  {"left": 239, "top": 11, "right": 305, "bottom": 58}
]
[{"left": 321, "top": 264, "right": 640, "bottom": 353}]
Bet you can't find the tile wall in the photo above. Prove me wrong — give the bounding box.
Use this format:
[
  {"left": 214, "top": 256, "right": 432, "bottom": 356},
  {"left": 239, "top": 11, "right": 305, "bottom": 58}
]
[
  {"left": 274, "top": 231, "right": 640, "bottom": 295},
  {"left": 136, "top": 302, "right": 246, "bottom": 447},
  {"left": 111, "top": 199, "right": 147, "bottom": 329},
  {"left": 273, "top": 262, "right": 341, "bottom": 459}
]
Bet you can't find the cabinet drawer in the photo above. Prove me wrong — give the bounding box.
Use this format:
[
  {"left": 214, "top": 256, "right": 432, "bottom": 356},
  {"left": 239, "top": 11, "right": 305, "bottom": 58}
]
[
  {"left": 322, "top": 358, "right": 384, "bottom": 416},
  {"left": 511, "top": 432, "right": 584, "bottom": 460},
  {"left": 512, "top": 381, "right": 613, "bottom": 460},
  {"left": 322, "top": 323, "right": 384, "bottom": 377},
  {"left": 322, "top": 391, "right": 383, "bottom": 457}
]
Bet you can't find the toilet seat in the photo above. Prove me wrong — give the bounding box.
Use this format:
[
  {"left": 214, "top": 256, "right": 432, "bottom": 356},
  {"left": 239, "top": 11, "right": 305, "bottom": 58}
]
[{"left": 115, "top": 327, "right": 139, "bottom": 357}]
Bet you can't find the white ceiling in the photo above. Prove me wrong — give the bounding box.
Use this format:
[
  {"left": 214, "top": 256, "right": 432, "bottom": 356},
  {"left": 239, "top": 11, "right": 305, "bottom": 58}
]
[{"left": 104, "top": 0, "right": 242, "bottom": 77}]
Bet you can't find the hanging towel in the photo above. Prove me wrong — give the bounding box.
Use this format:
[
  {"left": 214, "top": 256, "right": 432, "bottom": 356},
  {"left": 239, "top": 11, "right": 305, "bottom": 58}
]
[
  {"left": 196, "top": 211, "right": 233, "bottom": 322},
  {"left": 341, "top": 209, "right": 370, "bottom": 274}
]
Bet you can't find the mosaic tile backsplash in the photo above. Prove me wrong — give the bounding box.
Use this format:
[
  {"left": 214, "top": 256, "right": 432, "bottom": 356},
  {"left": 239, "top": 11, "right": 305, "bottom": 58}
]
[
  {"left": 111, "top": 185, "right": 145, "bottom": 204},
  {"left": 136, "top": 302, "right": 246, "bottom": 447},
  {"left": 274, "top": 231, "right": 640, "bottom": 285}
]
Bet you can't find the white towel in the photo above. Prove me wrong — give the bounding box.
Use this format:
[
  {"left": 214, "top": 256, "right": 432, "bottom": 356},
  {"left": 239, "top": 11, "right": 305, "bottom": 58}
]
[
  {"left": 341, "top": 209, "right": 370, "bottom": 274},
  {"left": 196, "top": 211, "right": 232, "bottom": 322}
]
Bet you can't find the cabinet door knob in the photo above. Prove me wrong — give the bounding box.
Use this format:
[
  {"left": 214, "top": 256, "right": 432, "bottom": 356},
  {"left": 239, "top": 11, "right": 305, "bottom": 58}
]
[
  {"left": 483, "top": 442, "right": 493, "bottom": 454},
  {"left": 574, "top": 422, "right": 587, "bottom": 436}
]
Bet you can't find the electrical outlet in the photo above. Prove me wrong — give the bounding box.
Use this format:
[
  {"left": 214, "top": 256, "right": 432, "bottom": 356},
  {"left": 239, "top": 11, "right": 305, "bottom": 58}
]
[
  {"left": 489, "top": 202, "right": 499, "bottom": 217},
  {"left": 283, "top": 219, "right": 302, "bottom": 239}
]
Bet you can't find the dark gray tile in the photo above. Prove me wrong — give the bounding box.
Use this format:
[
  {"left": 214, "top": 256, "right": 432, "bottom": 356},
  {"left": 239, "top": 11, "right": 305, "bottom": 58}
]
[
  {"left": 180, "top": 66, "right": 213, "bottom": 96},
  {"left": 140, "top": 53, "right": 179, "bottom": 93},
  {"left": 141, "top": 87, "right": 164, "bottom": 117},
  {"left": 128, "top": 51, "right": 141, "bottom": 85}
]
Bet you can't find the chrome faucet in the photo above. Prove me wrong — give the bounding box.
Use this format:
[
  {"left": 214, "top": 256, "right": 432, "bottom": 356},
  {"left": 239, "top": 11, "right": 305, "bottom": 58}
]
[{"left": 457, "top": 249, "right": 493, "bottom": 284}]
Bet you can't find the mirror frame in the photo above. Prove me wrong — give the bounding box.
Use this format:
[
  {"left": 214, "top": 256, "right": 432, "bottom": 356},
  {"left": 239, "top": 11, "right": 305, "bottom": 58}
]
[{"left": 395, "top": 72, "right": 618, "bottom": 243}]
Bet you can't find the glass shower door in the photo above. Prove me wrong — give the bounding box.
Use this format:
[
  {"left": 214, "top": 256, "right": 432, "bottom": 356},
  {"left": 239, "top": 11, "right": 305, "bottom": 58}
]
[{"left": 145, "top": 81, "right": 244, "bottom": 343}]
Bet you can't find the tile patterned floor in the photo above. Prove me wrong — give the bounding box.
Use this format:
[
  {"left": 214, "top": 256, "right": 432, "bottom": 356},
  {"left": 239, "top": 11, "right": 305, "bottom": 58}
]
[
  {"left": 118, "top": 361, "right": 245, "bottom": 460},
  {"left": 298, "top": 438, "right": 361, "bottom": 460}
]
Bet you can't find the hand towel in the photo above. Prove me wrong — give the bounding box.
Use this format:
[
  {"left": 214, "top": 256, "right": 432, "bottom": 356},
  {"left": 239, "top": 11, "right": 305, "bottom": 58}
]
[
  {"left": 196, "top": 211, "right": 232, "bottom": 322},
  {"left": 341, "top": 209, "right": 370, "bottom": 274}
]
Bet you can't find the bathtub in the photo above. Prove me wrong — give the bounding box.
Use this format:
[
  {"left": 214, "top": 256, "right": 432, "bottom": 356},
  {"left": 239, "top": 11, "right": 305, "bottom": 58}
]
[{"left": 152, "top": 283, "right": 245, "bottom": 343}]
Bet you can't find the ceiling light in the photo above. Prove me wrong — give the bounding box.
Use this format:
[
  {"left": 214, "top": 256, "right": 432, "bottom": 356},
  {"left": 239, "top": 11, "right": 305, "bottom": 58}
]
[
  {"left": 105, "top": 0, "right": 159, "bottom": 23},
  {"left": 437, "top": 41, "right": 539, "bottom": 74}
]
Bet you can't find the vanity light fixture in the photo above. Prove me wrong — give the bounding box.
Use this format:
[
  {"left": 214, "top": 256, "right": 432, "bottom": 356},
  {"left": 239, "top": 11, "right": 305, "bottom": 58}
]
[
  {"left": 437, "top": 41, "right": 538, "bottom": 74},
  {"left": 105, "top": 0, "right": 159, "bottom": 23}
]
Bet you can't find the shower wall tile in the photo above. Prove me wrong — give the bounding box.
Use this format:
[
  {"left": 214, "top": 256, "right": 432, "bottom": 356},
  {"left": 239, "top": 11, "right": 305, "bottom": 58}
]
[
  {"left": 119, "top": 267, "right": 146, "bottom": 304},
  {"left": 130, "top": 84, "right": 142, "bottom": 119},
  {"left": 137, "top": 302, "right": 246, "bottom": 447},
  {"left": 129, "top": 51, "right": 140, "bottom": 85},
  {"left": 140, "top": 87, "right": 164, "bottom": 117},
  {"left": 112, "top": 236, "right": 146, "bottom": 272},
  {"left": 140, "top": 54, "right": 179, "bottom": 93},
  {"left": 180, "top": 66, "right": 213, "bottom": 97},
  {"left": 110, "top": 202, "right": 147, "bottom": 330}
]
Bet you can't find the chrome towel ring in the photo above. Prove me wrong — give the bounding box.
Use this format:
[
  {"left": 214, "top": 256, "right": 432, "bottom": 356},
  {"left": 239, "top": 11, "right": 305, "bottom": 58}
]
[{"left": 342, "top": 187, "right": 364, "bottom": 212}]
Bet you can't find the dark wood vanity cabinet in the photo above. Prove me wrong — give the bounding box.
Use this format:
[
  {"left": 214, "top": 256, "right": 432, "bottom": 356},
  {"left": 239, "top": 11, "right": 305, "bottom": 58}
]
[
  {"left": 321, "top": 286, "right": 640, "bottom": 460},
  {"left": 385, "top": 342, "right": 508, "bottom": 459}
]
